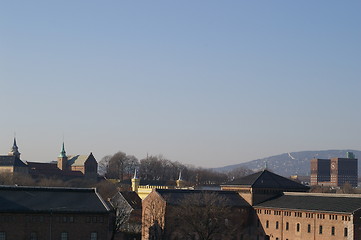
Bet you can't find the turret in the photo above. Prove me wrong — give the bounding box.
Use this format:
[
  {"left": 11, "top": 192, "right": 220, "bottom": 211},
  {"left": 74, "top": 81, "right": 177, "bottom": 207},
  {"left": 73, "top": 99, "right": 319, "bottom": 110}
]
[
  {"left": 57, "top": 142, "right": 68, "bottom": 170},
  {"left": 8, "top": 137, "right": 21, "bottom": 158},
  {"left": 131, "top": 169, "right": 140, "bottom": 193},
  {"left": 176, "top": 170, "right": 185, "bottom": 188}
]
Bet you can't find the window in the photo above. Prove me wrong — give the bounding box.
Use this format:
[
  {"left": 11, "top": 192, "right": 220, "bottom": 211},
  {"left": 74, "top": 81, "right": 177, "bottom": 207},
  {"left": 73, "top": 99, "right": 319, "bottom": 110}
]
[
  {"left": 61, "top": 232, "right": 68, "bottom": 240},
  {"left": 331, "top": 226, "right": 335, "bottom": 236},
  {"left": 344, "top": 227, "right": 348, "bottom": 237},
  {"left": 266, "top": 220, "right": 269, "bottom": 228},
  {"left": 276, "top": 221, "right": 279, "bottom": 229},
  {"left": 307, "top": 224, "right": 311, "bottom": 233},
  {"left": 30, "top": 232, "right": 37, "bottom": 240},
  {"left": 0, "top": 232, "right": 5, "bottom": 240},
  {"left": 296, "top": 223, "right": 300, "bottom": 232},
  {"left": 319, "top": 225, "right": 323, "bottom": 234},
  {"left": 285, "top": 222, "right": 289, "bottom": 231},
  {"left": 90, "top": 232, "right": 97, "bottom": 240}
]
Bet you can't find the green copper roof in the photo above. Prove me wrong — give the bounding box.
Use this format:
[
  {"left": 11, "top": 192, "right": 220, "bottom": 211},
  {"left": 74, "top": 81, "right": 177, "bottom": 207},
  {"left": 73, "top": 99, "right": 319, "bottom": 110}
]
[{"left": 58, "top": 142, "right": 67, "bottom": 158}]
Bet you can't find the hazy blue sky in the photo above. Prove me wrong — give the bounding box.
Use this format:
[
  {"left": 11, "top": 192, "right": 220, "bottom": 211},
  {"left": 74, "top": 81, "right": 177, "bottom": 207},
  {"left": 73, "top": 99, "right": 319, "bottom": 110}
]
[{"left": 1, "top": 1, "right": 360, "bottom": 168}]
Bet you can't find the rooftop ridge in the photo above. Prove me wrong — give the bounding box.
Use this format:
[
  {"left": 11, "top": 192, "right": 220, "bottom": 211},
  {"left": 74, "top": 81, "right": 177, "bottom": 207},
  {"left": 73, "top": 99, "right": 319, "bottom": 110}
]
[
  {"left": 284, "top": 192, "right": 361, "bottom": 198},
  {"left": 0, "top": 185, "right": 95, "bottom": 192}
]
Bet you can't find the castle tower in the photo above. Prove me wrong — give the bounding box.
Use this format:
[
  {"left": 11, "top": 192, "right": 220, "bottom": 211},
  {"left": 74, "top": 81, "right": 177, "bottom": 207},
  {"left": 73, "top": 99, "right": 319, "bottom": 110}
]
[
  {"left": 57, "top": 142, "right": 68, "bottom": 170},
  {"left": 176, "top": 170, "right": 185, "bottom": 188},
  {"left": 131, "top": 169, "right": 140, "bottom": 193},
  {"left": 8, "top": 137, "right": 21, "bottom": 158}
]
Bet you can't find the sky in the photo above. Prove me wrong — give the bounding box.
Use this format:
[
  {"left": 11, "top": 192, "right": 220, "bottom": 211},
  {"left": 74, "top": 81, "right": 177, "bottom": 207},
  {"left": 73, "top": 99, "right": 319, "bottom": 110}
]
[{"left": 0, "top": 1, "right": 360, "bottom": 168}]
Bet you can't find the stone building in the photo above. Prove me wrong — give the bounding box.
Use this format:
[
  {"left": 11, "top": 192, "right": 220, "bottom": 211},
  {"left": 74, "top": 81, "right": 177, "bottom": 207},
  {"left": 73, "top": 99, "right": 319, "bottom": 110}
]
[
  {"left": 142, "top": 189, "right": 251, "bottom": 240},
  {"left": 0, "top": 138, "right": 28, "bottom": 174},
  {"left": 221, "top": 169, "right": 309, "bottom": 205},
  {"left": 254, "top": 192, "right": 360, "bottom": 240},
  {"left": 0, "top": 139, "right": 98, "bottom": 179},
  {"left": 130, "top": 170, "right": 186, "bottom": 200},
  {"left": 0, "top": 185, "right": 113, "bottom": 240}
]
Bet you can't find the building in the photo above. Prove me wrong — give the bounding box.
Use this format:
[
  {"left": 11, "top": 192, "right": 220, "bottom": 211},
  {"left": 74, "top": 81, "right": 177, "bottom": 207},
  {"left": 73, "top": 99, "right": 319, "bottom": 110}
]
[
  {"left": 254, "top": 192, "right": 360, "bottom": 240},
  {"left": 220, "top": 169, "right": 361, "bottom": 240},
  {"left": 311, "top": 152, "right": 358, "bottom": 187},
  {"left": 221, "top": 169, "right": 309, "bottom": 205},
  {"left": 142, "top": 189, "right": 252, "bottom": 240},
  {"left": 110, "top": 191, "right": 142, "bottom": 239},
  {"left": 130, "top": 170, "right": 186, "bottom": 200},
  {"left": 0, "top": 185, "right": 113, "bottom": 240},
  {"left": 0, "top": 139, "right": 98, "bottom": 179},
  {"left": 0, "top": 138, "right": 28, "bottom": 174}
]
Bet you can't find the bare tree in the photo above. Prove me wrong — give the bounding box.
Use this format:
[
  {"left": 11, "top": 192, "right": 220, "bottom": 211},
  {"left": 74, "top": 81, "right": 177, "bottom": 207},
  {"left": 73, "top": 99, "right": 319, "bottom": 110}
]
[
  {"left": 168, "top": 192, "right": 243, "bottom": 240},
  {"left": 98, "top": 155, "right": 112, "bottom": 176},
  {"left": 105, "top": 152, "right": 139, "bottom": 180}
]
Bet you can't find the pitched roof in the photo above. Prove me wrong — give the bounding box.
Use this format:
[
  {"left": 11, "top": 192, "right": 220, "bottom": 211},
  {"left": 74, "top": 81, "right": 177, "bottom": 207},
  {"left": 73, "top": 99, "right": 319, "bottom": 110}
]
[
  {"left": 67, "top": 154, "right": 94, "bottom": 166},
  {"left": 155, "top": 189, "right": 251, "bottom": 207},
  {"left": 255, "top": 192, "right": 361, "bottom": 213},
  {"left": 0, "top": 185, "right": 110, "bottom": 213},
  {"left": 26, "top": 162, "right": 84, "bottom": 177},
  {"left": 0, "top": 155, "right": 27, "bottom": 167},
  {"left": 224, "top": 170, "right": 309, "bottom": 191},
  {"left": 119, "top": 191, "right": 142, "bottom": 209},
  {"left": 111, "top": 191, "right": 142, "bottom": 210}
]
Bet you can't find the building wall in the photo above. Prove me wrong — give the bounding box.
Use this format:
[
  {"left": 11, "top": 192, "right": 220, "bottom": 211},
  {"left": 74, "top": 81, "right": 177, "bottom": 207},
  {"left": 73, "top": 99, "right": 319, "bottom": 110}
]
[
  {"left": 311, "top": 158, "right": 358, "bottom": 187},
  {"left": 0, "top": 166, "right": 13, "bottom": 173},
  {"left": 0, "top": 212, "right": 112, "bottom": 240},
  {"left": 255, "top": 207, "right": 354, "bottom": 240},
  {"left": 142, "top": 191, "right": 166, "bottom": 240}
]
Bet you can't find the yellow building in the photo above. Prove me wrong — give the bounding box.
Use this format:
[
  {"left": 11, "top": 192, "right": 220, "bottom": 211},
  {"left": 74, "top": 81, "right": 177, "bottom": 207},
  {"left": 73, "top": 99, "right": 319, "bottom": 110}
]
[{"left": 131, "top": 170, "right": 186, "bottom": 200}]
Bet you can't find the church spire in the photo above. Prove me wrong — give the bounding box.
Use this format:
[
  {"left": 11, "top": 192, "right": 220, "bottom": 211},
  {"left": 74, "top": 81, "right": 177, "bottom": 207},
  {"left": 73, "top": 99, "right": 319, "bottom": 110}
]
[
  {"left": 57, "top": 142, "right": 68, "bottom": 170},
  {"left": 8, "top": 137, "right": 21, "bottom": 158},
  {"left": 178, "top": 170, "right": 183, "bottom": 181},
  {"left": 59, "top": 142, "right": 67, "bottom": 158}
]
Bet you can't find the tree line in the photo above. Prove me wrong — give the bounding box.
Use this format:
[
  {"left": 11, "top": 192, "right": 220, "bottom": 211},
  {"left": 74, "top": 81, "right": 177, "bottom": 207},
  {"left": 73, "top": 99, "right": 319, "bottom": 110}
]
[{"left": 98, "top": 151, "right": 253, "bottom": 185}]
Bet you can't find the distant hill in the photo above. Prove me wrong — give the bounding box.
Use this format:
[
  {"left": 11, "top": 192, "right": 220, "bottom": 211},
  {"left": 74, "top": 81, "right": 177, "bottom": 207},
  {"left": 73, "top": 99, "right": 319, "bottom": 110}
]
[{"left": 214, "top": 150, "right": 361, "bottom": 177}]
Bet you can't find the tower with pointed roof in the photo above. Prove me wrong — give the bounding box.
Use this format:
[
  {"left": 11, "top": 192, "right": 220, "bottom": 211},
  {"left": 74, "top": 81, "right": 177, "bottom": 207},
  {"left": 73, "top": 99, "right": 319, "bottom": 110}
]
[
  {"left": 131, "top": 169, "right": 140, "bottom": 192},
  {"left": 57, "top": 142, "right": 68, "bottom": 170},
  {"left": 176, "top": 170, "right": 185, "bottom": 188},
  {"left": 8, "top": 138, "right": 21, "bottom": 158}
]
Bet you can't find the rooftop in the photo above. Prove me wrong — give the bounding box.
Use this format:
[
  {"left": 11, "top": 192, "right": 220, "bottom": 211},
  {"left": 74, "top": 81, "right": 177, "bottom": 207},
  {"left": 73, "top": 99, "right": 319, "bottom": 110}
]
[
  {"left": 256, "top": 192, "right": 361, "bottom": 213},
  {"left": 155, "top": 189, "right": 251, "bottom": 207},
  {"left": 223, "top": 170, "right": 309, "bottom": 191},
  {"left": 0, "top": 185, "right": 110, "bottom": 213}
]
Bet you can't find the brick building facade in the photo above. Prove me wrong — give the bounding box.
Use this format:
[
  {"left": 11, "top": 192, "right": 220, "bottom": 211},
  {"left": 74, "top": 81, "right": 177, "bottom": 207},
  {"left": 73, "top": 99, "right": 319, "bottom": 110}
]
[
  {"left": 311, "top": 153, "right": 358, "bottom": 187},
  {"left": 0, "top": 185, "right": 113, "bottom": 240}
]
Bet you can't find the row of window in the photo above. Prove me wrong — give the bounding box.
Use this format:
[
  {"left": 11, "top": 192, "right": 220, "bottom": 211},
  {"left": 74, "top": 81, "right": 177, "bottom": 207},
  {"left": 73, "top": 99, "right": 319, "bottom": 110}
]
[
  {"left": 0, "top": 231, "right": 99, "bottom": 240},
  {"left": 0, "top": 215, "right": 105, "bottom": 224},
  {"left": 257, "top": 209, "right": 351, "bottom": 221},
  {"left": 263, "top": 220, "right": 348, "bottom": 237}
]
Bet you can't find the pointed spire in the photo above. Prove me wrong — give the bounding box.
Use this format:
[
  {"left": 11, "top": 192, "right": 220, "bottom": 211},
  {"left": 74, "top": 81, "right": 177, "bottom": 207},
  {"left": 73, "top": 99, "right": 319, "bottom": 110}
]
[
  {"left": 8, "top": 137, "right": 20, "bottom": 158},
  {"left": 264, "top": 161, "right": 268, "bottom": 170},
  {"left": 59, "top": 142, "right": 67, "bottom": 158},
  {"left": 133, "top": 168, "right": 139, "bottom": 179},
  {"left": 178, "top": 170, "right": 183, "bottom": 181},
  {"left": 12, "top": 137, "right": 18, "bottom": 151}
]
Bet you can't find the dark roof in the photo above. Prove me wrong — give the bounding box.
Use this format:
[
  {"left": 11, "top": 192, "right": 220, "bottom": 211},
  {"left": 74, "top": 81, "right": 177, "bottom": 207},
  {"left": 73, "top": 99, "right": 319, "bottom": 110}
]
[
  {"left": 224, "top": 170, "right": 309, "bottom": 191},
  {"left": 0, "top": 185, "right": 110, "bottom": 213},
  {"left": 119, "top": 191, "right": 142, "bottom": 209},
  {"left": 0, "top": 156, "right": 27, "bottom": 167},
  {"left": 256, "top": 193, "right": 361, "bottom": 213},
  {"left": 27, "top": 162, "right": 84, "bottom": 177},
  {"left": 155, "top": 189, "right": 251, "bottom": 207},
  {"left": 120, "top": 179, "right": 176, "bottom": 187}
]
